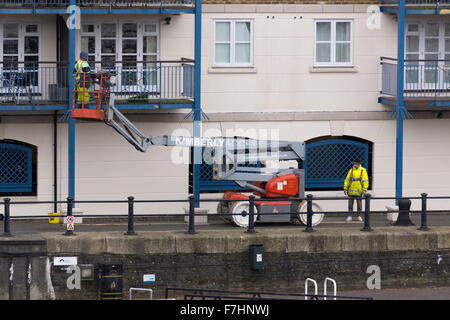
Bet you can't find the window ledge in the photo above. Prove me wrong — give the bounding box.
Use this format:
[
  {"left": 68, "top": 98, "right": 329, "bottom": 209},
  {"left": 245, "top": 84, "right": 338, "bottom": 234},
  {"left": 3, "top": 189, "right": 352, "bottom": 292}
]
[
  {"left": 208, "top": 66, "right": 257, "bottom": 74},
  {"left": 309, "top": 66, "right": 358, "bottom": 73}
]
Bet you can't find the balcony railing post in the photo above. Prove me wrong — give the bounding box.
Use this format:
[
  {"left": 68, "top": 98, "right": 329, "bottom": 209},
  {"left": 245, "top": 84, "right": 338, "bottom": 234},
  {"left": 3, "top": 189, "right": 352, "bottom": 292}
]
[
  {"left": 246, "top": 195, "right": 256, "bottom": 234},
  {"left": 303, "top": 194, "right": 315, "bottom": 233},
  {"left": 125, "top": 196, "right": 137, "bottom": 236},
  {"left": 2, "top": 198, "right": 12, "bottom": 237},
  {"left": 361, "top": 193, "right": 373, "bottom": 232},
  {"left": 419, "top": 193, "right": 430, "bottom": 231}
]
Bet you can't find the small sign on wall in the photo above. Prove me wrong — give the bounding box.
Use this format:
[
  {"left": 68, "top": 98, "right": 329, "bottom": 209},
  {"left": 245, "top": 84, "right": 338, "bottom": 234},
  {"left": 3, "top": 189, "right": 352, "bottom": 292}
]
[
  {"left": 143, "top": 274, "right": 156, "bottom": 283},
  {"left": 54, "top": 257, "right": 78, "bottom": 266}
]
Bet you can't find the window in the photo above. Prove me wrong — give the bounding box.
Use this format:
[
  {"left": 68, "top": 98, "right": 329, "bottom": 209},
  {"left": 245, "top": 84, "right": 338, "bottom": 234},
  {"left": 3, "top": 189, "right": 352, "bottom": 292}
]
[
  {"left": 314, "top": 20, "right": 353, "bottom": 66},
  {"left": 304, "top": 136, "right": 372, "bottom": 191},
  {"left": 0, "top": 23, "right": 41, "bottom": 93},
  {"left": 79, "top": 20, "right": 160, "bottom": 91},
  {"left": 189, "top": 146, "right": 262, "bottom": 193},
  {"left": 214, "top": 20, "right": 253, "bottom": 66},
  {"left": 0, "top": 139, "right": 37, "bottom": 196},
  {"left": 405, "top": 21, "right": 450, "bottom": 88}
]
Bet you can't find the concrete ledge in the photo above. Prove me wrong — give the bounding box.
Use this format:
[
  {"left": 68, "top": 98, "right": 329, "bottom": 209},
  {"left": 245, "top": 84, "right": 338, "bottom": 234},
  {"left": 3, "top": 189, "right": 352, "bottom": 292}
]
[
  {"left": 42, "top": 227, "right": 450, "bottom": 256},
  {"left": 0, "top": 234, "right": 47, "bottom": 256}
]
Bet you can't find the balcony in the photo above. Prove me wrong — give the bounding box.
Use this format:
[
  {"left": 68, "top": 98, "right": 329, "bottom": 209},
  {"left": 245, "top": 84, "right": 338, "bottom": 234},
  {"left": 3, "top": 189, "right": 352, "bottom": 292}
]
[
  {"left": 0, "top": 0, "right": 195, "bottom": 13},
  {"left": 0, "top": 59, "right": 194, "bottom": 110},
  {"left": 381, "top": 0, "right": 450, "bottom": 14},
  {"left": 379, "top": 57, "right": 450, "bottom": 108}
]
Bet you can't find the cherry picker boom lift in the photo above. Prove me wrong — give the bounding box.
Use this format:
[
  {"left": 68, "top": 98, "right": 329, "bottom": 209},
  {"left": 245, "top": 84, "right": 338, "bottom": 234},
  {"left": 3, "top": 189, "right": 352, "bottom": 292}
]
[{"left": 70, "top": 72, "right": 324, "bottom": 228}]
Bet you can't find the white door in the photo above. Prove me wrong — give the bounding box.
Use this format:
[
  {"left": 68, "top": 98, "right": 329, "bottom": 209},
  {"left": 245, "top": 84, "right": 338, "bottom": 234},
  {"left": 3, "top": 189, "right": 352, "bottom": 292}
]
[
  {"left": 119, "top": 22, "right": 139, "bottom": 93},
  {"left": 405, "top": 21, "right": 449, "bottom": 93},
  {"left": 444, "top": 22, "right": 450, "bottom": 91},
  {"left": 142, "top": 22, "right": 159, "bottom": 94},
  {"left": 79, "top": 20, "right": 159, "bottom": 96},
  {"left": 0, "top": 22, "right": 40, "bottom": 101}
]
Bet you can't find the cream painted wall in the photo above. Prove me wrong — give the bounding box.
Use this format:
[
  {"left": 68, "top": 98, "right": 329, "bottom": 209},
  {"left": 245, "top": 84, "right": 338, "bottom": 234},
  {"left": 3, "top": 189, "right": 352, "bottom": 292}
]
[
  {"left": 202, "top": 12, "right": 397, "bottom": 113},
  {"left": 74, "top": 11, "right": 397, "bottom": 114}
]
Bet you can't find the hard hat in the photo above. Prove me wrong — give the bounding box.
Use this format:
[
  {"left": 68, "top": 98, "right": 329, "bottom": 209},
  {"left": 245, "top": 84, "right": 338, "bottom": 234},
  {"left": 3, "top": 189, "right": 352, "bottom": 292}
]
[{"left": 80, "top": 51, "right": 89, "bottom": 61}]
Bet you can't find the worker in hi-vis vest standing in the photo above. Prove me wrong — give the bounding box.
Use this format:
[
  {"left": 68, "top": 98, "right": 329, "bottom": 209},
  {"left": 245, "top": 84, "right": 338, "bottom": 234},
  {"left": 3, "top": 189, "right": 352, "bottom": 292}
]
[
  {"left": 73, "top": 51, "right": 92, "bottom": 105},
  {"left": 343, "top": 158, "right": 369, "bottom": 222}
]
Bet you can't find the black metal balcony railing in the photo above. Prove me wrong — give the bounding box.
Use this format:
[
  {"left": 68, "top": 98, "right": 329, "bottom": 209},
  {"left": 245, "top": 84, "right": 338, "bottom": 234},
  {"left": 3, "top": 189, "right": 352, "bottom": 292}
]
[
  {"left": 381, "top": 57, "right": 450, "bottom": 99},
  {"left": 0, "top": 60, "right": 194, "bottom": 106},
  {"left": 381, "top": 0, "right": 450, "bottom": 5},
  {"left": 0, "top": 0, "right": 195, "bottom": 8}
]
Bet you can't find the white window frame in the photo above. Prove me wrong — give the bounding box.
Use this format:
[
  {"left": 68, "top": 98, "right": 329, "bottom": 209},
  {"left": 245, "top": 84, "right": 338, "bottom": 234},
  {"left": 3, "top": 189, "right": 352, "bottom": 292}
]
[
  {"left": 314, "top": 19, "right": 353, "bottom": 67},
  {"left": 0, "top": 22, "right": 41, "bottom": 62},
  {"left": 0, "top": 22, "right": 41, "bottom": 95},
  {"left": 213, "top": 19, "right": 253, "bottom": 67},
  {"left": 77, "top": 19, "right": 160, "bottom": 92}
]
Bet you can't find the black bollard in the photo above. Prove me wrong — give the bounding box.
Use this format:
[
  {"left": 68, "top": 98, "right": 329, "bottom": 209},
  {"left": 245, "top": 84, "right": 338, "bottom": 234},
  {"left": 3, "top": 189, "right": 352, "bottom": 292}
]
[
  {"left": 394, "top": 198, "right": 415, "bottom": 226},
  {"left": 246, "top": 195, "right": 256, "bottom": 234},
  {"left": 187, "top": 195, "right": 197, "bottom": 235},
  {"left": 303, "top": 194, "right": 315, "bottom": 233},
  {"left": 3, "top": 198, "right": 12, "bottom": 237},
  {"left": 64, "top": 197, "right": 74, "bottom": 236},
  {"left": 418, "top": 193, "right": 430, "bottom": 231},
  {"left": 125, "top": 196, "right": 137, "bottom": 235},
  {"left": 361, "top": 193, "right": 373, "bottom": 232}
]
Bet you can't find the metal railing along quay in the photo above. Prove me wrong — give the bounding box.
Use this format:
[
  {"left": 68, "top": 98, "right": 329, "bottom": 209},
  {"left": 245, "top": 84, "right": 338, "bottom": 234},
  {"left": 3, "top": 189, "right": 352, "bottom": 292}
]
[
  {"left": 164, "top": 287, "right": 373, "bottom": 300},
  {"left": 0, "top": 192, "right": 446, "bottom": 237}
]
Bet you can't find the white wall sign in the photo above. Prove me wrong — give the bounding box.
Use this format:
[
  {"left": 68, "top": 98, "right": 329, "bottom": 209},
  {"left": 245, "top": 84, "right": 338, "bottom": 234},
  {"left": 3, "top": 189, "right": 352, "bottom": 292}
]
[
  {"left": 143, "top": 274, "right": 156, "bottom": 283},
  {"left": 54, "top": 257, "right": 78, "bottom": 266}
]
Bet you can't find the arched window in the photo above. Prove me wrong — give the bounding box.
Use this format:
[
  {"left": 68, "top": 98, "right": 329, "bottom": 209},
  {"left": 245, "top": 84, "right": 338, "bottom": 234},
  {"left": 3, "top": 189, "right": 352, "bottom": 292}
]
[
  {"left": 304, "top": 136, "right": 373, "bottom": 191},
  {"left": 0, "top": 139, "right": 37, "bottom": 196},
  {"left": 189, "top": 145, "right": 262, "bottom": 193}
]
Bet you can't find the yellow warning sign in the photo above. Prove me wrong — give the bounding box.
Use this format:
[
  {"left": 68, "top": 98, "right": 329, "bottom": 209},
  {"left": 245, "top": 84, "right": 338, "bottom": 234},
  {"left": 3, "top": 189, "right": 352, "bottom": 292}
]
[{"left": 67, "top": 223, "right": 74, "bottom": 230}]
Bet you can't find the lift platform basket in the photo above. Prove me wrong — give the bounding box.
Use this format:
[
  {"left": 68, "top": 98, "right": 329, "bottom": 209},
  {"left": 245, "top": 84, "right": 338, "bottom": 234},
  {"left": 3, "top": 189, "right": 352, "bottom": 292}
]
[{"left": 71, "top": 72, "right": 114, "bottom": 121}]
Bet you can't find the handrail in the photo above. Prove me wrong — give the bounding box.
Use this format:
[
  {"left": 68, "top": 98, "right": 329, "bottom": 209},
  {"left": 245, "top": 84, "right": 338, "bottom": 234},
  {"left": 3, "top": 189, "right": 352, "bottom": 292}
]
[
  {"left": 165, "top": 287, "right": 372, "bottom": 300},
  {"left": 305, "top": 278, "right": 318, "bottom": 300},
  {"left": 0, "top": 192, "right": 439, "bottom": 236},
  {"left": 381, "top": 57, "right": 450, "bottom": 63},
  {"left": 381, "top": 0, "right": 450, "bottom": 4},
  {"left": 0, "top": 60, "right": 193, "bottom": 64},
  {"left": 323, "top": 277, "right": 337, "bottom": 301},
  {"left": 0, "top": 0, "right": 196, "bottom": 7}
]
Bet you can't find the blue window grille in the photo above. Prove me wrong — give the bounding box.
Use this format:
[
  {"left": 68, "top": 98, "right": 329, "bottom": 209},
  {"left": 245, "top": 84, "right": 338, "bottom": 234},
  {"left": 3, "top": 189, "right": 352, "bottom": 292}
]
[
  {"left": 0, "top": 142, "right": 33, "bottom": 193},
  {"left": 191, "top": 146, "right": 262, "bottom": 193},
  {"left": 304, "top": 138, "right": 370, "bottom": 190}
]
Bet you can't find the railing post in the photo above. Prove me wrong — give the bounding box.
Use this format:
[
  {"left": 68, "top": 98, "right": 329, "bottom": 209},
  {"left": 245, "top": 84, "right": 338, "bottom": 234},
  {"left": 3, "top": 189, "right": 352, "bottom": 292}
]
[
  {"left": 303, "top": 194, "right": 315, "bottom": 233},
  {"left": 125, "top": 196, "right": 137, "bottom": 236},
  {"left": 246, "top": 195, "right": 256, "bottom": 234},
  {"left": 419, "top": 193, "right": 430, "bottom": 231},
  {"left": 64, "top": 197, "right": 74, "bottom": 236},
  {"left": 187, "top": 195, "right": 197, "bottom": 235},
  {"left": 3, "top": 198, "right": 12, "bottom": 237},
  {"left": 361, "top": 193, "right": 373, "bottom": 232}
]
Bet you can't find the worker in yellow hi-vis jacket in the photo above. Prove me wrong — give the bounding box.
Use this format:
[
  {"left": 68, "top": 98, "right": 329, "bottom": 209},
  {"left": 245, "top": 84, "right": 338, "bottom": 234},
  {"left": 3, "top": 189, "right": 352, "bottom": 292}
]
[
  {"left": 73, "top": 51, "right": 92, "bottom": 105},
  {"left": 343, "top": 158, "right": 369, "bottom": 222}
]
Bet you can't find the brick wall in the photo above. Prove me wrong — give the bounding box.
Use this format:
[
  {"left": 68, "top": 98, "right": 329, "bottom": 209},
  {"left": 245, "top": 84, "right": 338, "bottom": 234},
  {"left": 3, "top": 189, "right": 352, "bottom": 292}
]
[{"left": 49, "top": 249, "right": 450, "bottom": 300}]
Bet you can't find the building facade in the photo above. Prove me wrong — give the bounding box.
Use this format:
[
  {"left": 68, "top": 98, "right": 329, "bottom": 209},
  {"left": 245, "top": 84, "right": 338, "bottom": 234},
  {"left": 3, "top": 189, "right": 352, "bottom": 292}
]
[{"left": 0, "top": 1, "right": 449, "bottom": 216}]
